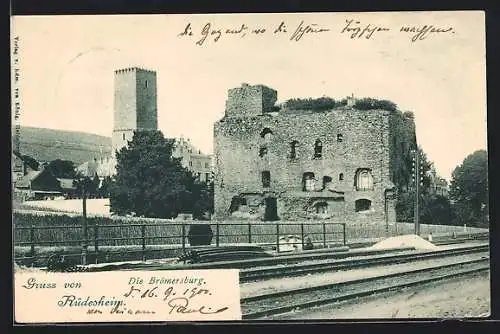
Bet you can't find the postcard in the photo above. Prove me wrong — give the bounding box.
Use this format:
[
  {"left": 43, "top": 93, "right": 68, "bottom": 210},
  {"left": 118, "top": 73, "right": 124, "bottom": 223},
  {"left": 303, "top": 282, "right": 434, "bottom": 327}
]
[{"left": 11, "top": 11, "right": 489, "bottom": 323}]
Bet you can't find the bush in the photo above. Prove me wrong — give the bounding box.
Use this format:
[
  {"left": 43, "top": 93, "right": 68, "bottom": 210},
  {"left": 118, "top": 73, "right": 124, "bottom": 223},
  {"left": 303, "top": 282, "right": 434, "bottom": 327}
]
[
  {"left": 284, "top": 97, "right": 341, "bottom": 111},
  {"left": 353, "top": 98, "right": 398, "bottom": 111}
]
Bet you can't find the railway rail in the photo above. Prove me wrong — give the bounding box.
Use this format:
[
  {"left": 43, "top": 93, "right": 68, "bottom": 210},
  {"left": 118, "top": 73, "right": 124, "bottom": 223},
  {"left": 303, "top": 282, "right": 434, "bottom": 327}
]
[
  {"left": 241, "top": 256, "right": 489, "bottom": 319},
  {"left": 240, "top": 243, "right": 489, "bottom": 282}
]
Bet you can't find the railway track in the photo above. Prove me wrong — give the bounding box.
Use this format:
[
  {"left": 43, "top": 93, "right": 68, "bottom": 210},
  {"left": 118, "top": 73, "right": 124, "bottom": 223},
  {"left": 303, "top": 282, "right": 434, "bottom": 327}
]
[
  {"left": 240, "top": 244, "right": 489, "bottom": 282},
  {"left": 241, "top": 256, "right": 489, "bottom": 319}
]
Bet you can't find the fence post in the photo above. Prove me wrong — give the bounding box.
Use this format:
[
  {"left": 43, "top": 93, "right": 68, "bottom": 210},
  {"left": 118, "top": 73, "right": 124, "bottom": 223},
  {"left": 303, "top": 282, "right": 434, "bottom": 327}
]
[
  {"left": 141, "top": 224, "right": 146, "bottom": 262},
  {"left": 30, "top": 224, "right": 35, "bottom": 258},
  {"left": 248, "top": 223, "right": 252, "bottom": 244},
  {"left": 216, "top": 222, "right": 220, "bottom": 247},
  {"left": 322, "top": 223, "right": 327, "bottom": 248},
  {"left": 276, "top": 223, "right": 280, "bottom": 253},
  {"left": 81, "top": 193, "right": 88, "bottom": 266},
  {"left": 94, "top": 222, "right": 99, "bottom": 264},
  {"left": 181, "top": 224, "right": 186, "bottom": 251},
  {"left": 300, "top": 223, "right": 305, "bottom": 249},
  {"left": 343, "top": 223, "right": 346, "bottom": 245}
]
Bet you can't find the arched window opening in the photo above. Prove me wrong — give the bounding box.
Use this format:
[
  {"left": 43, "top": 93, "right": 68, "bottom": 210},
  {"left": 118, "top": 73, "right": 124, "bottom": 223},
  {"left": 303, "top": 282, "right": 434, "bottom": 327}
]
[
  {"left": 145, "top": 80, "right": 149, "bottom": 88},
  {"left": 262, "top": 171, "right": 271, "bottom": 188},
  {"left": 337, "top": 134, "right": 343, "bottom": 143},
  {"left": 290, "top": 141, "right": 299, "bottom": 159},
  {"left": 339, "top": 173, "right": 344, "bottom": 181},
  {"left": 355, "top": 199, "right": 372, "bottom": 212},
  {"left": 302, "top": 172, "right": 316, "bottom": 191},
  {"left": 314, "top": 139, "right": 323, "bottom": 159},
  {"left": 322, "top": 176, "right": 332, "bottom": 190},
  {"left": 260, "top": 128, "right": 273, "bottom": 143},
  {"left": 314, "top": 202, "right": 328, "bottom": 214},
  {"left": 355, "top": 169, "right": 374, "bottom": 191}
]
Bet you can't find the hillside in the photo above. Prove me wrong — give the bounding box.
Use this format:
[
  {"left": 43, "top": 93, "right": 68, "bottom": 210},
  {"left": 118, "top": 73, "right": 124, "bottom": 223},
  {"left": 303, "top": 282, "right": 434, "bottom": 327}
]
[{"left": 16, "top": 126, "right": 112, "bottom": 165}]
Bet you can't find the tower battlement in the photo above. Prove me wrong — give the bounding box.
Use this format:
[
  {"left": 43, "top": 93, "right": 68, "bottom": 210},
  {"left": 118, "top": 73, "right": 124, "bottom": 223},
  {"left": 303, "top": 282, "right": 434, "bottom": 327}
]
[{"left": 114, "top": 67, "right": 157, "bottom": 74}]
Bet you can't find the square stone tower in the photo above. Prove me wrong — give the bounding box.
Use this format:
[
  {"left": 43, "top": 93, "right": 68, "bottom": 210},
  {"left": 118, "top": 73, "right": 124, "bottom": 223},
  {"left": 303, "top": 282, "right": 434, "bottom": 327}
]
[{"left": 112, "top": 67, "right": 158, "bottom": 156}]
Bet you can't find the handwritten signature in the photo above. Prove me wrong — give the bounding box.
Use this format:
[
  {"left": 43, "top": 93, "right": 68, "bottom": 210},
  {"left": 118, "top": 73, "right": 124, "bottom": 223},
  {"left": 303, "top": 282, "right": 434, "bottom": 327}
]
[{"left": 167, "top": 297, "right": 229, "bottom": 315}]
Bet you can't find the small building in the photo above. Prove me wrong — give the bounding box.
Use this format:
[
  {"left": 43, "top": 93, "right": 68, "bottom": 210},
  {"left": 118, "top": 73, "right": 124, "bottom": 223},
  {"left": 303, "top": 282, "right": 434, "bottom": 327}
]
[
  {"left": 172, "top": 137, "right": 213, "bottom": 183},
  {"left": 15, "top": 169, "right": 62, "bottom": 200},
  {"left": 12, "top": 151, "right": 38, "bottom": 184}
]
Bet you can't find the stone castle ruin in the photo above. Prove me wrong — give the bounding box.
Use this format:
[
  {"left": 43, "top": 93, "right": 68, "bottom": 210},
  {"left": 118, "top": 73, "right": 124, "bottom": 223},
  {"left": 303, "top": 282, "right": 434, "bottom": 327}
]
[{"left": 213, "top": 83, "right": 417, "bottom": 224}]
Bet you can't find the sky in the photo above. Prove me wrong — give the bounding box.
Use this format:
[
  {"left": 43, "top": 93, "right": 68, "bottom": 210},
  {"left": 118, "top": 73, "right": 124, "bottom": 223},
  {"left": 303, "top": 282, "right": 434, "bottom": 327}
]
[{"left": 11, "top": 11, "right": 486, "bottom": 181}]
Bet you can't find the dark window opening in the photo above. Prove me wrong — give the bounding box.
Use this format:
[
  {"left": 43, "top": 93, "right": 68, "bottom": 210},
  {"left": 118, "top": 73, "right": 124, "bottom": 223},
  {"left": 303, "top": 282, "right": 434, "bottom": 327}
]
[
  {"left": 259, "top": 146, "right": 268, "bottom": 157},
  {"left": 302, "top": 172, "right": 316, "bottom": 191},
  {"left": 189, "top": 161, "right": 193, "bottom": 167},
  {"left": 205, "top": 162, "right": 209, "bottom": 168},
  {"left": 339, "top": 173, "right": 344, "bottom": 181},
  {"left": 145, "top": 80, "right": 148, "bottom": 88},
  {"left": 205, "top": 173, "right": 210, "bottom": 182},
  {"left": 122, "top": 133, "right": 125, "bottom": 140},
  {"left": 264, "top": 197, "right": 279, "bottom": 221},
  {"left": 337, "top": 134, "right": 343, "bottom": 142},
  {"left": 314, "top": 139, "right": 323, "bottom": 159},
  {"left": 229, "top": 196, "right": 247, "bottom": 213},
  {"left": 262, "top": 171, "right": 271, "bottom": 188},
  {"left": 314, "top": 202, "right": 328, "bottom": 214},
  {"left": 260, "top": 128, "right": 273, "bottom": 143},
  {"left": 355, "top": 199, "right": 372, "bottom": 212},
  {"left": 290, "top": 141, "right": 298, "bottom": 159},
  {"left": 322, "top": 176, "right": 332, "bottom": 190}
]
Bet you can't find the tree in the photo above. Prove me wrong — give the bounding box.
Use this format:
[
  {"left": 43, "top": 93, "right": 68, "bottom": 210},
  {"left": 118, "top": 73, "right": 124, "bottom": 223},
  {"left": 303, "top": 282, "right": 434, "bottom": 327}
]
[
  {"left": 449, "top": 150, "right": 489, "bottom": 226},
  {"left": 22, "top": 154, "right": 39, "bottom": 170},
  {"left": 109, "top": 130, "right": 197, "bottom": 218},
  {"left": 98, "top": 176, "right": 113, "bottom": 198},
  {"left": 420, "top": 194, "right": 454, "bottom": 224},
  {"left": 395, "top": 147, "right": 434, "bottom": 221},
  {"left": 46, "top": 159, "right": 77, "bottom": 178},
  {"left": 192, "top": 180, "right": 214, "bottom": 220},
  {"left": 74, "top": 174, "right": 95, "bottom": 198}
]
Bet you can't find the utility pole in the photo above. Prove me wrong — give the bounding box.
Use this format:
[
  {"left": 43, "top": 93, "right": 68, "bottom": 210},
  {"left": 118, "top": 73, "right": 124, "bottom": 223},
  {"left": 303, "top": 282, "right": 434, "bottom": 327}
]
[{"left": 411, "top": 150, "right": 421, "bottom": 236}]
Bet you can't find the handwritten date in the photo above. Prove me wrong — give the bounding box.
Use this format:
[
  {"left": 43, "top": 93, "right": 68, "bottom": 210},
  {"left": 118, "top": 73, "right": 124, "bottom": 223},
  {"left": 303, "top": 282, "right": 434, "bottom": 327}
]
[{"left": 124, "top": 285, "right": 211, "bottom": 300}]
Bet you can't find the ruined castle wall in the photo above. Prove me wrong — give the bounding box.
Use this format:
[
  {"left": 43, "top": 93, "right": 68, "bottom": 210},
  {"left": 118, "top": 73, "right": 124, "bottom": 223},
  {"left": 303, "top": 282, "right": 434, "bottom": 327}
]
[{"left": 214, "top": 108, "right": 395, "bottom": 223}]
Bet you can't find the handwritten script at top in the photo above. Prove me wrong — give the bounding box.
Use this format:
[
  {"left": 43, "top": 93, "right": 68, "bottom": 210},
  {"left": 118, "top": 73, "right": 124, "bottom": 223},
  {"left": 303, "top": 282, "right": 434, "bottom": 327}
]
[{"left": 177, "top": 19, "right": 455, "bottom": 46}]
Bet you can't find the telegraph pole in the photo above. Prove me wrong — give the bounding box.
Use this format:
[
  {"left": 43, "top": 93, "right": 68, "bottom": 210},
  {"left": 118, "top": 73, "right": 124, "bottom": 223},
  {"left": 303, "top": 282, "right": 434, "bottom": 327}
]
[{"left": 411, "top": 150, "right": 421, "bottom": 236}]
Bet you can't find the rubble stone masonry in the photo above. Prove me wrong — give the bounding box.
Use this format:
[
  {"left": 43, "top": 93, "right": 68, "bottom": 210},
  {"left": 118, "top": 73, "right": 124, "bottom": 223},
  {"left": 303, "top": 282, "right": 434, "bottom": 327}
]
[{"left": 214, "top": 83, "right": 417, "bottom": 224}]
